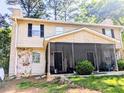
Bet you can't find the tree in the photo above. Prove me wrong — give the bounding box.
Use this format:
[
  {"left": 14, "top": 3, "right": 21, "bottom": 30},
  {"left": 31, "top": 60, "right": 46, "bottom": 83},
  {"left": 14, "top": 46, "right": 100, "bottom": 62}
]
[
  {"left": 91, "top": 0, "right": 124, "bottom": 24},
  {"left": 75, "top": 0, "right": 124, "bottom": 24},
  {"left": 0, "top": 13, "right": 11, "bottom": 74},
  {"left": 0, "top": 14, "right": 9, "bottom": 28},
  {"left": 59, "top": 0, "right": 79, "bottom": 21},
  {"left": 46, "top": 0, "right": 63, "bottom": 20},
  {"left": 46, "top": 0, "right": 79, "bottom": 21},
  {"left": 75, "top": 1, "right": 97, "bottom": 23},
  {"left": 0, "top": 28, "right": 11, "bottom": 74},
  {"left": 7, "top": 0, "right": 46, "bottom": 18}
]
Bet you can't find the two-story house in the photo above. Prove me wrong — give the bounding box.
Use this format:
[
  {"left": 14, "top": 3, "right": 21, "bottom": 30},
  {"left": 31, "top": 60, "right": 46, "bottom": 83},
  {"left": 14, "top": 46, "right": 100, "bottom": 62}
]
[{"left": 9, "top": 9, "right": 124, "bottom": 77}]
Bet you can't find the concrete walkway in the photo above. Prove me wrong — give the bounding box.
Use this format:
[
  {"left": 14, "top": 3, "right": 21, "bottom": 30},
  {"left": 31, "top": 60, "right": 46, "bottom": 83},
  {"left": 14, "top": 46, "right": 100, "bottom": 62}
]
[
  {"left": 52, "top": 71, "right": 124, "bottom": 77},
  {"left": 93, "top": 71, "right": 124, "bottom": 76}
]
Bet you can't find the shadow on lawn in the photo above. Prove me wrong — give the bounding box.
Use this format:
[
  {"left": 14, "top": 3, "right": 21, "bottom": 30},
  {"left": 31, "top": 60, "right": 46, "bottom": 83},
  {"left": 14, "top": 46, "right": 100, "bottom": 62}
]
[{"left": 69, "top": 75, "right": 124, "bottom": 93}]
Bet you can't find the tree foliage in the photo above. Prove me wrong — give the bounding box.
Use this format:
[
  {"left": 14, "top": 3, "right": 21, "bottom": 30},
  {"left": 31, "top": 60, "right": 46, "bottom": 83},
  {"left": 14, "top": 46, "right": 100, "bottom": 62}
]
[
  {"left": 6, "top": 0, "right": 124, "bottom": 24},
  {"left": 46, "top": 0, "right": 78, "bottom": 21},
  {"left": 0, "top": 28, "right": 11, "bottom": 74},
  {"left": 0, "top": 14, "right": 9, "bottom": 28},
  {"left": 20, "top": 0, "right": 46, "bottom": 18},
  {"left": 0, "top": 13, "right": 11, "bottom": 74},
  {"left": 58, "top": 0, "right": 79, "bottom": 21},
  {"left": 7, "top": 0, "right": 46, "bottom": 18},
  {"left": 46, "top": 0, "right": 62, "bottom": 20},
  {"left": 75, "top": 1, "right": 98, "bottom": 23},
  {"left": 75, "top": 0, "right": 124, "bottom": 24}
]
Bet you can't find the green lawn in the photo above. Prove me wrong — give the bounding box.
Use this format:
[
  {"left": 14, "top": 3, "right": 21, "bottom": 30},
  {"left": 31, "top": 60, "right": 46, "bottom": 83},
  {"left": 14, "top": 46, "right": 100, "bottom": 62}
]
[
  {"left": 16, "top": 80, "right": 68, "bottom": 93},
  {"left": 69, "top": 75, "right": 124, "bottom": 93},
  {"left": 17, "top": 75, "right": 124, "bottom": 93}
]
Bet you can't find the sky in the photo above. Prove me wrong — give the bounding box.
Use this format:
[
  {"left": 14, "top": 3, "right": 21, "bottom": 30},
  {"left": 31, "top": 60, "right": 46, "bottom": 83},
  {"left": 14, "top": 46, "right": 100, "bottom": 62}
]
[
  {"left": 0, "top": 0, "right": 9, "bottom": 15},
  {"left": 0, "top": 0, "right": 20, "bottom": 15}
]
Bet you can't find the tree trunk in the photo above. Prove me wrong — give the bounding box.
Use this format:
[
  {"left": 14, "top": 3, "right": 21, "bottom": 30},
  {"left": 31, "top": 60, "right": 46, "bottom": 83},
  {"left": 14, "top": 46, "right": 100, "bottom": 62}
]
[
  {"left": 64, "top": 11, "right": 67, "bottom": 21},
  {"left": 54, "top": 0, "right": 57, "bottom": 20}
]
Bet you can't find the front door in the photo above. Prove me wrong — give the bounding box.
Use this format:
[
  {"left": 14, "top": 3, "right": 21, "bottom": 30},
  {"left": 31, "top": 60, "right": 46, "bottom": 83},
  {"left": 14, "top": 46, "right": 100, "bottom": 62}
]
[
  {"left": 87, "top": 52, "right": 95, "bottom": 67},
  {"left": 54, "top": 52, "right": 63, "bottom": 73}
]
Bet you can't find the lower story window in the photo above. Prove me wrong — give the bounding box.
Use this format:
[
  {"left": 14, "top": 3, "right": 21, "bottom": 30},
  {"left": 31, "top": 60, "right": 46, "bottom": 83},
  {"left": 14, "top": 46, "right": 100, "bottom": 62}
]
[{"left": 32, "top": 52, "right": 40, "bottom": 63}]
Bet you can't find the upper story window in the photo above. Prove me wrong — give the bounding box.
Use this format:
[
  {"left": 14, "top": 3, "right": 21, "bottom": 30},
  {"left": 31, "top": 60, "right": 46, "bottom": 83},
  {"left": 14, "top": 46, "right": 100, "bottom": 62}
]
[
  {"left": 55, "top": 27, "right": 64, "bottom": 34},
  {"left": 32, "top": 25, "right": 40, "bottom": 36},
  {"left": 28, "top": 23, "right": 44, "bottom": 37},
  {"left": 102, "top": 28, "right": 115, "bottom": 38},
  {"left": 32, "top": 52, "right": 40, "bottom": 63}
]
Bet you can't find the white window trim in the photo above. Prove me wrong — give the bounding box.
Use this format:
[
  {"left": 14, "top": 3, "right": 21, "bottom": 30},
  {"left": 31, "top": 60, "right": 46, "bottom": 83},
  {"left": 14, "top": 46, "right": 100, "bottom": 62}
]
[{"left": 32, "top": 52, "right": 41, "bottom": 63}]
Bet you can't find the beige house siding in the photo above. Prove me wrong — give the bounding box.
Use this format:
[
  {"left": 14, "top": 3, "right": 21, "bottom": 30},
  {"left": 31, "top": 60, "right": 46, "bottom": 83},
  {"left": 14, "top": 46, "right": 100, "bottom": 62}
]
[
  {"left": 86, "top": 26, "right": 121, "bottom": 40},
  {"left": 16, "top": 20, "right": 122, "bottom": 49},
  {"left": 17, "top": 21, "right": 44, "bottom": 48},
  {"left": 120, "top": 49, "right": 124, "bottom": 59},
  {"left": 49, "top": 30, "right": 116, "bottom": 44},
  {"left": 44, "top": 23, "right": 82, "bottom": 37}
]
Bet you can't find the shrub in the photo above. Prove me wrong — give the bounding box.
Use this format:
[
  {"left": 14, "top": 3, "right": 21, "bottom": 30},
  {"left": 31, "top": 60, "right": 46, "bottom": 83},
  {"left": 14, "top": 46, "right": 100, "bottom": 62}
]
[
  {"left": 117, "top": 59, "right": 124, "bottom": 71},
  {"left": 76, "top": 60, "right": 95, "bottom": 75}
]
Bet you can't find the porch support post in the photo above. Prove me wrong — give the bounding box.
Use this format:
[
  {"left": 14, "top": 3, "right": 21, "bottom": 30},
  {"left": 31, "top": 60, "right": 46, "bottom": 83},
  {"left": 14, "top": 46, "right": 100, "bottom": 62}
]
[
  {"left": 47, "top": 42, "right": 55, "bottom": 81},
  {"left": 72, "top": 43, "right": 75, "bottom": 69},
  {"left": 114, "top": 45, "right": 118, "bottom": 71},
  {"left": 95, "top": 44, "right": 99, "bottom": 72},
  {"left": 47, "top": 42, "right": 51, "bottom": 76}
]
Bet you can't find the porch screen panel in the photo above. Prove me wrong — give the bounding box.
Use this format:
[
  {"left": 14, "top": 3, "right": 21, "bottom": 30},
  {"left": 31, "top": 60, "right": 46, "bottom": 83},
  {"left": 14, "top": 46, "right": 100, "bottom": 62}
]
[{"left": 49, "top": 42, "right": 116, "bottom": 73}]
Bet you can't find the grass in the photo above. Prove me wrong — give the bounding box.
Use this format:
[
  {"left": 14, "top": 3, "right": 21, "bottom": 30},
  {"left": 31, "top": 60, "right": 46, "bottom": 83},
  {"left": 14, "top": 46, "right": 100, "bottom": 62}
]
[
  {"left": 69, "top": 75, "right": 124, "bottom": 93},
  {"left": 33, "top": 82, "right": 68, "bottom": 93},
  {"left": 16, "top": 80, "right": 68, "bottom": 93},
  {"left": 17, "top": 75, "right": 124, "bottom": 93},
  {"left": 16, "top": 80, "right": 32, "bottom": 89}
]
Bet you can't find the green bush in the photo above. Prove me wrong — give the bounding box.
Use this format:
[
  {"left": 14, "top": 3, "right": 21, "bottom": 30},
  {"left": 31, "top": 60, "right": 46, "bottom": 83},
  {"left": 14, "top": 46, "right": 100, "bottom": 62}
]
[
  {"left": 76, "top": 60, "right": 95, "bottom": 75},
  {"left": 117, "top": 59, "right": 124, "bottom": 71}
]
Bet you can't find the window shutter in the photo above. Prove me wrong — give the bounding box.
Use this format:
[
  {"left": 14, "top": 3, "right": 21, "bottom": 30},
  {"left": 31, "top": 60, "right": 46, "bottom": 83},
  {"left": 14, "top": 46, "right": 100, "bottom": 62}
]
[
  {"left": 28, "top": 23, "right": 32, "bottom": 37},
  {"left": 111, "top": 29, "right": 115, "bottom": 38},
  {"left": 40, "top": 24, "right": 44, "bottom": 37},
  {"left": 102, "top": 28, "right": 105, "bottom": 35}
]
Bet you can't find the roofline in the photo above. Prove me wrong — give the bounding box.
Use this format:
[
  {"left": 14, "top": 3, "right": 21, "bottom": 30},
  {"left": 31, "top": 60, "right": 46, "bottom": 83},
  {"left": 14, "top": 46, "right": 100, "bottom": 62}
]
[
  {"left": 45, "top": 27, "right": 120, "bottom": 43},
  {"left": 12, "top": 17, "right": 124, "bottom": 28}
]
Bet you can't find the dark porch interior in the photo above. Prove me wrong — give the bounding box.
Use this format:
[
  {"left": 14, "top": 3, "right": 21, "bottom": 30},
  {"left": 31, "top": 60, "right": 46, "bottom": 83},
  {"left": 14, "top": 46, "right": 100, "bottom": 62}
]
[{"left": 49, "top": 42, "right": 116, "bottom": 74}]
